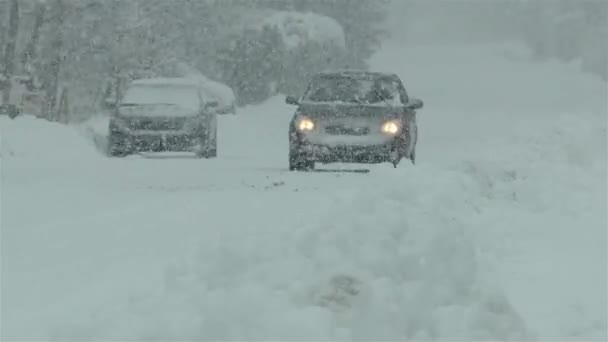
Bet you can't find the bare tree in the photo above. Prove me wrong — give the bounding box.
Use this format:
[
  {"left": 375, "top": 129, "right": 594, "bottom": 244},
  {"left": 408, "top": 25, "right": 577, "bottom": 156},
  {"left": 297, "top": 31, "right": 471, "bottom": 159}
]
[
  {"left": 42, "top": 0, "right": 65, "bottom": 119},
  {"left": 21, "top": 1, "right": 46, "bottom": 79},
  {"left": 0, "top": 0, "right": 6, "bottom": 64},
  {"left": 2, "top": 0, "right": 19, "bottom": 105}
]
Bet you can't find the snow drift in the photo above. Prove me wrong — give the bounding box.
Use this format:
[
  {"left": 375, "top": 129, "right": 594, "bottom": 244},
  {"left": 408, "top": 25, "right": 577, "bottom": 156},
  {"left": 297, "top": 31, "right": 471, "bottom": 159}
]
[
  {"left": 0, "top": 115, "right": 99, "bottom": 159},
  {"left": 44, "top": 163, "right": 531, "bottom": 341}
]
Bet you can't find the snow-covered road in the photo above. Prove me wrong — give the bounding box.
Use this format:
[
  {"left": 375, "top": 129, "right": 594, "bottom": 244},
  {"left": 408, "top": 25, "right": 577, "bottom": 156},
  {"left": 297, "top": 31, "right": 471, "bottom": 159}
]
[{"left": 1, "top": 41, "right": 606, "bottom": 340}]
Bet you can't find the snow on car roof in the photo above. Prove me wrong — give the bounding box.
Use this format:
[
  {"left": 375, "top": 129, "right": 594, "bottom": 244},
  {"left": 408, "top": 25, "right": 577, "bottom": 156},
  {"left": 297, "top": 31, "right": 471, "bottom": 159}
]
[
  {"left": 128, "top": 76, "right": 236, "bottom": 109},
  {"left": 316, "top": 70, "right": 400, "bottom": 80},
  {"left": 130, "top": 77, "right": 200, "bottom": 87}
]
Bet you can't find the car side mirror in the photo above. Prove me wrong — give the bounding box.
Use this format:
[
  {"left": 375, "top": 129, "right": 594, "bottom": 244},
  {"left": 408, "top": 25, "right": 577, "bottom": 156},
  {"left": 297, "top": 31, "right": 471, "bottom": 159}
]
[
  {"left": 407, "top": 98, "right": 423, "bottom": 110},
  {"left": 285, "top": 95, "right": 299, "bottom": 106},
  {"left": 102, "top": 98, "right": 117, "bottom": 111},
  {"left": 205, "top": 100, "right": 219, "bottom": 110}
]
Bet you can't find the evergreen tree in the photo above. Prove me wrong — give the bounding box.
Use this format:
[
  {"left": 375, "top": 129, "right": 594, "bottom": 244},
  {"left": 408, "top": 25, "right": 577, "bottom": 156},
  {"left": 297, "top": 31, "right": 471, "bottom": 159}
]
[
  {"left": 515, "top": 0, "right": 607, "bottom": 80},
  {"left": 217, "top": 25, "right": 286, "bottom": 105},
  {"left": 261, "top": 0, "right": 390, "bottom": 68}
]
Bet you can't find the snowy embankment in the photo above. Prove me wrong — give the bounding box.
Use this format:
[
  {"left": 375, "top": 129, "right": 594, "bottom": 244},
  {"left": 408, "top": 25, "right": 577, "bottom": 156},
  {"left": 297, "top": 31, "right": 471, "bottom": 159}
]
[{"left": 1, "top": 42, "right": 606, "bottom": 341}]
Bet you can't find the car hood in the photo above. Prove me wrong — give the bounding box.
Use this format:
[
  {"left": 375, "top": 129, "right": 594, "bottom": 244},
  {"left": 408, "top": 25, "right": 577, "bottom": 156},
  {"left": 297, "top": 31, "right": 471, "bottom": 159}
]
[{"left": 295, "top": 102, "right": 402, "bottom": 120}]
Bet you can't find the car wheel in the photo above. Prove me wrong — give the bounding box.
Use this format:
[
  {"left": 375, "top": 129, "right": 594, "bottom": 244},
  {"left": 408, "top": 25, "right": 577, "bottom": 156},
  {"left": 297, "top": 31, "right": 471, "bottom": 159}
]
[
  {"left": 207, "top": 139, "right": 217, "bottom": 158},
  {"left": 195, "top": 133, "right": 216, "bottom": 159},
  {"left": 389, "top": 148, "right": 402, "bottom": 168},
  {"left": 289, "top": 150, "right": 314, "bottom": 171},
  {"left": 391, "top": 156, "right": 402, "bottom": 168},
  {"left": 108, "top": 133, "right": 130, "bottom": 157},
  {"left": 210, "top": 127, "right": 218, "bottom": 157}
]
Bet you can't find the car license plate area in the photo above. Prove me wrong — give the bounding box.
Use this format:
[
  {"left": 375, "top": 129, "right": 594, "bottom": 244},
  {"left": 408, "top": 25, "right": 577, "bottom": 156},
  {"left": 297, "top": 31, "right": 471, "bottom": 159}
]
[
  {"left": 131, "top": 134, "right": 195, "bottom": 151},
  {"left": 325, "top": 125, "right": 370, "bottom": 136},
  {"left": 307, "top": 144, "right": 391, "bottom": 163},
  {"left": 127, "top": 118, "right": 186, "bottom": 131}
]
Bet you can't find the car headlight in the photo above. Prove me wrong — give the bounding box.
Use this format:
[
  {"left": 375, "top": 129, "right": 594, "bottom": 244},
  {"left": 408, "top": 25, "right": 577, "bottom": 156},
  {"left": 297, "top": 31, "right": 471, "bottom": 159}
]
[
  {"left": 381, "top": 120, "right": 400, "bottom": 135},
  {"left": 296, "top": 116, "right": 315, "bottom": 131},
  {"left": 110, "top": 117, "right": 130, "bottom": 133}
]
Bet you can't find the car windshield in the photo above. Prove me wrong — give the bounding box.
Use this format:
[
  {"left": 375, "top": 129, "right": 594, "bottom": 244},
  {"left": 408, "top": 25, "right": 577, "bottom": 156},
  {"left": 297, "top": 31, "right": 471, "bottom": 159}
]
[
  {"left": 121, "top": 84, "right": 201, "bottom": 111},
  {"left": 301, "top": 75, "right": 403, "bottom": 105}
]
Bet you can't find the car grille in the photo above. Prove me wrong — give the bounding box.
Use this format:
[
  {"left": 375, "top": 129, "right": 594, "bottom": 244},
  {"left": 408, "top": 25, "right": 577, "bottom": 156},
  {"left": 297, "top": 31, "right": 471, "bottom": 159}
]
[
  {"left": 126, "top": 117, "right": 187, "bottom": 131},
  {"left": 325, "top": 125, "right": 370, "bottom": 135}
]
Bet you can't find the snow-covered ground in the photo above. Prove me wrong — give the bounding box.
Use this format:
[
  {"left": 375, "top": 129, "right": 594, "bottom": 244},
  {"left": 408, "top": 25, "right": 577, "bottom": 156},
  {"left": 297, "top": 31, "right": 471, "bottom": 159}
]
[{"left": 1, "top": 41, "right": 606, "bottom": 341}]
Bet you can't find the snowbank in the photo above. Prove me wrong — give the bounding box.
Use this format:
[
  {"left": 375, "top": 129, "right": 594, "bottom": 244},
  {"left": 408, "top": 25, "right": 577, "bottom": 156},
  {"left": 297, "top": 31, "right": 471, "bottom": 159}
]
[
  {"left": 371, "top": 41, "right": 607, "bottom": 339},
  {"left": 0, "top": 115, "right": 99, "bottom": 160},
  {"left": 47, "top": 165, "right": 531, "bottom": 341},
  {"left": 77, "top": 114, "right": 110, "bottom": 155}
]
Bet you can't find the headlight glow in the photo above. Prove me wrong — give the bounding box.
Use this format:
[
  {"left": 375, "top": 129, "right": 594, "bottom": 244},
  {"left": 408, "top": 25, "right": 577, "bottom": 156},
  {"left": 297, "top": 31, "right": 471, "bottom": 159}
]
[
  {"left": 381, "top": 120, "right": 400, "bottom": 135},
  {"left": 297, "top": 117, "right": 315, "bottom": 131}
]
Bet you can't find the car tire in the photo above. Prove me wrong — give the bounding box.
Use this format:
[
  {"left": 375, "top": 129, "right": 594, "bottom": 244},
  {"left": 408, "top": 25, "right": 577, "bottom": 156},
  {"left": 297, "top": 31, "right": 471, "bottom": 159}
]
[
  {"left": 210, "top": 127, "right": 218, "bottom": 157},
  {"left": 289, "top": 150, "right": 314, "bottom": 171},
  {"left": 195, "top": 132, "right": 216, "bottom": 159},
  {"left": 207, "top": 139, "right": 217, "bottom": 158},
  {"left": 108, "top": 133, "right": 131, "bottom": 157}
]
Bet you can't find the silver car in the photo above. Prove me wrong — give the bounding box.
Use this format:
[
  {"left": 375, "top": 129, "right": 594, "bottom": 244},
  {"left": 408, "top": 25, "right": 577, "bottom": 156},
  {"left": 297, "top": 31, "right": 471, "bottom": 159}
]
[
  {"left": 286, "top": 70, "right": 423, "bottom": 170},
  {"left": 108, "top": 78, "right": 218, "bottom": 158}
]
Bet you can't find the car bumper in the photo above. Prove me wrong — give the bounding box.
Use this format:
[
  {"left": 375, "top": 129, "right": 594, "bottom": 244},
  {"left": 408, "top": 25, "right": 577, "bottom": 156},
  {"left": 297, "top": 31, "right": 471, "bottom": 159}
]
[
  {"left": 298, "top": 143, "right": 399, "bottom": 164},
  {"left": 113, "top": 131, "right": 201, "bottom": 152}
]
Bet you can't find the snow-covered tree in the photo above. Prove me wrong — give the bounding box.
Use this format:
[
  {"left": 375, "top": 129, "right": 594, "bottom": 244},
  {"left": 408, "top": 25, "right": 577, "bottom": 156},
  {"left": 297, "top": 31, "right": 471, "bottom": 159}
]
[
  {"left": 1, "top": 0, "right": 19, "bottom": 105},
  {"left": 217, "top": 26, "right": 286, "bottom": 105},
  {"left": 515, "top": 0, "right": 607, "bottom": 80},
  {"left": 268, "top": 0, "right": 390, "bottom": 68},
  {"left": 215, "top": 7, "right": 351, "bottom": 104}
]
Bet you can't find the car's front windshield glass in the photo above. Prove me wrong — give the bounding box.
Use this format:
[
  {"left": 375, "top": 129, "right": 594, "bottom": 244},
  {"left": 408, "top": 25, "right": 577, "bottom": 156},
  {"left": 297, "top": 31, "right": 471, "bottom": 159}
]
[
  {"left": 302, "top": 75, "right": 402, "bottom": 105},
  {"left": 121, "top": 84, "right": 200, "bottom": 110}
]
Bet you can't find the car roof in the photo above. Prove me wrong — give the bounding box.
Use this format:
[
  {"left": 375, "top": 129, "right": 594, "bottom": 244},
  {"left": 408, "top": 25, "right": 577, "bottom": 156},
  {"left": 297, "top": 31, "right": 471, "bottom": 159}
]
[
  {"left": 315, "top": 69, "right": 400, "bottom": 80},
  {"left": 130, "top": 77, "right": 200, "bottom": 87}
]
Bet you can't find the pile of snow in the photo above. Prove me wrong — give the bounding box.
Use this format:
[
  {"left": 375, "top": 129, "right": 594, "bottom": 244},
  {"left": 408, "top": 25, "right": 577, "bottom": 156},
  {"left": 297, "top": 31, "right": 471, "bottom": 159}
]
[
  {"left": 47, "top": 165, "right": 530, "bottom": 341},
  {"left": 370, "top": 41, "right": 607, "bottom": 340},
  {"left": 77, "top": 114, "right": 112, "bottom": 155},
  {"left": 0, "top": 115, "right": 99, "bottom": 159}
]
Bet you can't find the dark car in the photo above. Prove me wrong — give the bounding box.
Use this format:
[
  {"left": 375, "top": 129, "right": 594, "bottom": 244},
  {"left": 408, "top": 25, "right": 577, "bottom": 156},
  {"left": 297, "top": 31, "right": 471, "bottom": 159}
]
[
  {"left": 108, "top": 78, "right": 218, "bottom": 158},
  {"left": 286, "top": 70, "right": 423, "bottom": 171}
]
